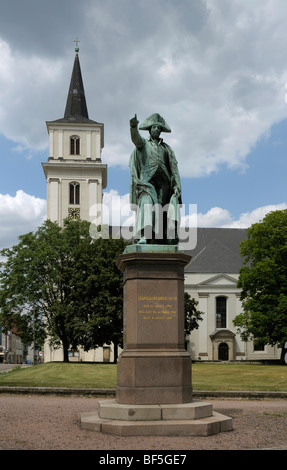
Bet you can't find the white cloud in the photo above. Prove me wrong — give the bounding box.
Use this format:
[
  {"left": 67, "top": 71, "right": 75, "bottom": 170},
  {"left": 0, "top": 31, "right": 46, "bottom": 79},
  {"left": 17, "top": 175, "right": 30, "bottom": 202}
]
[
  {"left": 102, "top": 190, "right": 134, "bottom": 227},
  {"left": 182, "top": 203, "right": 287, "bottom": 229},
  {"left": 223, "top": 203, "right": 287, "bottom": 228},
  {"left": 0, "top": 190, "right": 46, "bottom": 249},
  {"left": 182, "top": 207, "right": 233, "bottom": 229}
]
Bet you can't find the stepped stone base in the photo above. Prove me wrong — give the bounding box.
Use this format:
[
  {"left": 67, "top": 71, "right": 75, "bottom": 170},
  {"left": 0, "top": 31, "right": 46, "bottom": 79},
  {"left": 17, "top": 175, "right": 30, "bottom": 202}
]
[{"left": 80, "top": 399, "right": 233, "bottom": 436}]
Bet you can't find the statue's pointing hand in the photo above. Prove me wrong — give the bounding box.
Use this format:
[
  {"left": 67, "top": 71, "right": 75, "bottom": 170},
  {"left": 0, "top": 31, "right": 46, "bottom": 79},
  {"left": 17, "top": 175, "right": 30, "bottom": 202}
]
[{"left": 130, "top": 114, "right": 139, "bottom": 128}]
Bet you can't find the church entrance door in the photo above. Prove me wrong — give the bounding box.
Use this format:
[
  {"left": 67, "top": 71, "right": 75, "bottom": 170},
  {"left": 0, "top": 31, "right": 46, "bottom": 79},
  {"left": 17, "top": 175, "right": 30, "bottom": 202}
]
[{"left": 218, "top": 342, "right": 229, "bottom": 361}]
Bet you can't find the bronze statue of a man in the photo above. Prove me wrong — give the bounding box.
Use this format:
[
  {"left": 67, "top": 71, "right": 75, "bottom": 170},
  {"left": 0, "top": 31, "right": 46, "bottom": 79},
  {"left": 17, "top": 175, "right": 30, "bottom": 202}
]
[{"left": 129, "top": 113, "right": 182, "bottom": 244}]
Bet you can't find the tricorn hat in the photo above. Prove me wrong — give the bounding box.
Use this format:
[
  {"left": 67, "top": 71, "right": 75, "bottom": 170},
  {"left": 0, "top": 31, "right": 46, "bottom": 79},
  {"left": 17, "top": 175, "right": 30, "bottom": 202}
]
[{"left": 139, "top": 113, "right": 171, "bottom": 133}]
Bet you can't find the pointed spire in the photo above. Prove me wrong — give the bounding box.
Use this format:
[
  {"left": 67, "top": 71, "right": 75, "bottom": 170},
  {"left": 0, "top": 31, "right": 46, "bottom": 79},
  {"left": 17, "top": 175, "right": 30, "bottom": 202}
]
[{"left": 64, "top": 41, "right": 89, "bottom": 121}]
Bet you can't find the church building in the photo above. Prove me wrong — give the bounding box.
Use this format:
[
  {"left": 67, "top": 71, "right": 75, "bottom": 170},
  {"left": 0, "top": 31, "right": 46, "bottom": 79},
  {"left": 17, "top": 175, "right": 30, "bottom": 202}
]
[
  {"left": 184, "top": 228, "right": 281, "bottom": 362},
  {"left": 42, "top": 45, "right": 281, "bottom": 363}
]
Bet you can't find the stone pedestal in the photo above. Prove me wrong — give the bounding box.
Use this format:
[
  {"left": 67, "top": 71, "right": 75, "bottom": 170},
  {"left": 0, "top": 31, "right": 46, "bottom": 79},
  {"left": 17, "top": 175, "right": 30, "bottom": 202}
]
[
  {"left": 80, "top": 245, "right": 233, "bottom": 436},
  {"left": 116, "top": 246, "right": 192, "bottom": 405}
]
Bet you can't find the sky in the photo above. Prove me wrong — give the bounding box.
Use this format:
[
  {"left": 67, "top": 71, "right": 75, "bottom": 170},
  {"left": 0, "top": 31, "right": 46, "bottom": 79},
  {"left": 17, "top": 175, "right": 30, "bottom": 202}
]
[{"left": 1, "top": 0, "right": 287, "bottom": 249}]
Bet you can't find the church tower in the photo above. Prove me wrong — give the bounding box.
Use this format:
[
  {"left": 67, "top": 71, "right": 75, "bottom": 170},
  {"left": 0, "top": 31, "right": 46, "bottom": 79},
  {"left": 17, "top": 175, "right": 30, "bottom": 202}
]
[{"left": 42, "top": 42, "right": 107, "bottom": 226}]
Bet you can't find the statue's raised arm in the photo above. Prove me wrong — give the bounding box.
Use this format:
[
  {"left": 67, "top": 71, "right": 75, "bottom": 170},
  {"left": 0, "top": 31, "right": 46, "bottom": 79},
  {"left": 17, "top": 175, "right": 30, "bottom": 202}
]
[{"left": 130, "top": 114, "right": 144, "bottom": 149}]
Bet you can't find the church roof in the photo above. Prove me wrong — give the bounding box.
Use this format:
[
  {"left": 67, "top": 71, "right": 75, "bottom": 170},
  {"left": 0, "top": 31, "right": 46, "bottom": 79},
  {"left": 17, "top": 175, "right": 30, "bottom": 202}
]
[
  {"left": 185, "top": 227, "right": 247, "bottom": 273},
  {"left": 49, "top": 51, "right": 103, "bottom": 126},
  {"left": 112, "top": 226, "right": 247, "bottom": 274},
  {"left": 64, "top": 51, "right": 89, "bottom": 120}
]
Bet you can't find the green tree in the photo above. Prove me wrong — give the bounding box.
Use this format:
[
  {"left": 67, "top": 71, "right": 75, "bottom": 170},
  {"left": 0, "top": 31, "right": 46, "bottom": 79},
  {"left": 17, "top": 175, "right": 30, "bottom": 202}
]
[
  {"left": 184, "top": 292, "right": 204, "bottom": 337},
  {"left": 0, "top": 219, "right": 128, "bottom": 362},
  {"left": 234, "top": 209, "right": 287, "bottom": 362},
  {"left": 73, "top": 227, "right": 128, "bottom": 362}
]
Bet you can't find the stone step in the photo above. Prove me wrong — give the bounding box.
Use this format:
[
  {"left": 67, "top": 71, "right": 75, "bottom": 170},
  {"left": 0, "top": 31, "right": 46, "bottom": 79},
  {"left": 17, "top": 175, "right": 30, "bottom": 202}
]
[
  {"left": 98, "top": 399, "right": 213, "bottom": 421},
  {"left": 80, "top": 410, "right": 233, "bottom": 437}
]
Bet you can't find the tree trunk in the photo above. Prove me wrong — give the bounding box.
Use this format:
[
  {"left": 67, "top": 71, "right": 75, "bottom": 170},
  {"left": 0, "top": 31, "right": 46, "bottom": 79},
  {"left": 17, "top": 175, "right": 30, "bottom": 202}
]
[
  {"left": 62, "top": 342, "right": 70, "bottom": 363},
  {"left": 113, "top": 342, "right": 118, "bottom": 363},
  {"left": 280, "top": 345, "right": 287, "bottom": 365}
]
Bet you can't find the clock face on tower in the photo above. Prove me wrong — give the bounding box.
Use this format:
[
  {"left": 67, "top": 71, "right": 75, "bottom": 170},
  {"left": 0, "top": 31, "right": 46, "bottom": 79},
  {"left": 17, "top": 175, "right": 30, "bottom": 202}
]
[{"left": 68, "top": 208, "right": 80, "bottom": 220}]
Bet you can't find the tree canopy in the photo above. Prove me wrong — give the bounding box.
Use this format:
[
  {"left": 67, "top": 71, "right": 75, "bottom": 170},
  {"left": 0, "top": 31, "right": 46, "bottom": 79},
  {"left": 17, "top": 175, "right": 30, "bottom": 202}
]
[
  {"left": 234, "top": 209, "right": 287, "bottom": 362},
  {"left": 0, "top": 219, "right": 128, "bottom": 362},
  {"left": 184, "top": 292, "right": 204, "bottom": 336}
]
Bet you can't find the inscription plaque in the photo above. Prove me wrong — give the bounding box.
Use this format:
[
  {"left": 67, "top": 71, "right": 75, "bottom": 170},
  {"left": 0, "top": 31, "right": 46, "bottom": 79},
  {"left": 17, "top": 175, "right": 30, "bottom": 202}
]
[{"left": 138, "top": 296, "right": 177, "bottom": 320}]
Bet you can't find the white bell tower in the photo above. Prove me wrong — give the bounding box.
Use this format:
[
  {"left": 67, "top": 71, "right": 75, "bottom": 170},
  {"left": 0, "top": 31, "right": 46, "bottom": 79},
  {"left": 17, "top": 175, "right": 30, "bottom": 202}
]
[{"left": 42, "top": 41, "right": 107, "bottom": 226}]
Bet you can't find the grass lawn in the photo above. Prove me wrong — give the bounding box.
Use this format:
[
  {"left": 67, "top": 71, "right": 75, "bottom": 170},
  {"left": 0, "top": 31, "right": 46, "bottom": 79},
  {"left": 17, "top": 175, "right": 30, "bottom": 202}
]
[
  {"left": 191, "top": 362, "right": 287, "bottom": 391},
  {"left": 0, "top": 363, "right": 117, "bottom": 389},
  {"left": 0, "top": 362, "right": 287, "bottom": 391}
]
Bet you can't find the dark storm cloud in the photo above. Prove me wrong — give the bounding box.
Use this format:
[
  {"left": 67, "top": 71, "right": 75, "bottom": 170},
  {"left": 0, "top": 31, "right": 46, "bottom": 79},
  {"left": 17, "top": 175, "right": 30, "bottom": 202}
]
[{"left": 0, "top": 0, "right": 85, "bottom": 56}]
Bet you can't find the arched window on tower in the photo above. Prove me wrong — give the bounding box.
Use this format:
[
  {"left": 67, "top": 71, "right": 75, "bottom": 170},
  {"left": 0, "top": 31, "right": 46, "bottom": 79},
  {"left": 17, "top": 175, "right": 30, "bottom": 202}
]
[
  {"left": 216, "top": 296, "right": 227, "bottom": 328},
  {"left": 70, "top": 135, "right": 80, "bottom": 155},
  {"left": 69, "top": 182, "right": 80, "bottom": 205}
]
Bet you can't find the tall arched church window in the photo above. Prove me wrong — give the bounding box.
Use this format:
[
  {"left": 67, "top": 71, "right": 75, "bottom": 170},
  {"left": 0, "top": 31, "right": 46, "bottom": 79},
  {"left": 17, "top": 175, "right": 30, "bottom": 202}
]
[
  {"left": 69, "top": 182, "right": 80, "bottom": 205},
  {"left": 216, "top": 296, "right": 227, "bottom": 328},
  {"left": 70, "top": 136, "right": 80, "bottom": 155}
]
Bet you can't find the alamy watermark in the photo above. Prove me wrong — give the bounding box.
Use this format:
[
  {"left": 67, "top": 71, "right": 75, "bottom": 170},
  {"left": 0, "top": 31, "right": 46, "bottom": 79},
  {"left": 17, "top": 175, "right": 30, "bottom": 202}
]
[{"left": 89, "top": 196, "right": 198, "bottom": 250}]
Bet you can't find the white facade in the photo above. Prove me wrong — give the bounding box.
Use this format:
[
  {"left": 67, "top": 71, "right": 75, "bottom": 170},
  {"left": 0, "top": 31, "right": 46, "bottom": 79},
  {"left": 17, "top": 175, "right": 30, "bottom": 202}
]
[
  {"left": 42, "top": 121, "right": 107, "bottom": 227},
  {"left": 43, "top": 342, "right": 119, "bottom": 363},
  {"left": 185, "top": 272, "right": 245, "bottom": 360},
  {"left": 185, "top": 266, "right": 281, "bottom": 361}
]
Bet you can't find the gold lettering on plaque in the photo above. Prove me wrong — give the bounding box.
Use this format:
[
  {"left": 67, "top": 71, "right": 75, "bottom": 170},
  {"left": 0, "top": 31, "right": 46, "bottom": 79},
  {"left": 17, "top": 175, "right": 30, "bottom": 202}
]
[{"left": 138, "top": 296, "right": 177, "bottom": 320}]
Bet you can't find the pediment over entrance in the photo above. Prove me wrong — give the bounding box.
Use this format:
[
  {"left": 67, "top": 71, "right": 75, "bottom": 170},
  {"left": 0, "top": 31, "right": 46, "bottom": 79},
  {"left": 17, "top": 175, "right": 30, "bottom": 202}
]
[
  {"left": 209, "top": 329, "right": 236, "bottom": 360},
  {"left": 198, "top": 273, "right": 238, "bottom": 287},
  {"left": 210, "top": 329, "right": 236, "bottom": 340}
]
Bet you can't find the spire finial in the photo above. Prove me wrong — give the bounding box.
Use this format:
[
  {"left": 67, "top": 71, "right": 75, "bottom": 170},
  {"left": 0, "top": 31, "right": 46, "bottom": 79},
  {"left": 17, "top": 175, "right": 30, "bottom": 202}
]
[{"left": 74, "top": 37, "right": 80, "bottom": 54}]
